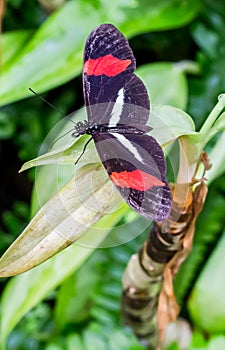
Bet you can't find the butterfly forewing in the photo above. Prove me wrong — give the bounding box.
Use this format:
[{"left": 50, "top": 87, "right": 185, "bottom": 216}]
[
  {"left": 109, "top": 74, "right": 150, "bottom": 130},
  {"left": 82, "top": 24, "right": 172, "bottom": 221},
  {"left": 83, "top": 24, "right": 136, "bottom": 125}
]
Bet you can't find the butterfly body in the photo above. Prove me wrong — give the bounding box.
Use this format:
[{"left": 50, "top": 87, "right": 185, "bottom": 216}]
[{"left": 75, "top": 23, "right": 172, "bottom": 221}]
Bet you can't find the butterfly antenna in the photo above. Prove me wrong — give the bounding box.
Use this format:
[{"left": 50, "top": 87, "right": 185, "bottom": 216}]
[
  {"left": 29, "top": 88, "right": 78, "bottom": 126},
  {"left": 75, "top": 137, "right": 93, "bottom": 165},
  {"left": 29, "top": 88, "right": 65, "bottom": 117}
]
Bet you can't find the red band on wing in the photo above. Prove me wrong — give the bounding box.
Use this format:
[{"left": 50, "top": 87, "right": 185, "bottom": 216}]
[
  {"left": 84, "top": 54, "right": 131, "bottom": 77},
  {"left": 110, "top": 169, "right": 165, "bottom": 191}
]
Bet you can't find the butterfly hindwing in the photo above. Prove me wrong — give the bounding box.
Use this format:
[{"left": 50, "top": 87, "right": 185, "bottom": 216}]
[{"left": 93, "top": 132, "right": 171, "bottom": 221}]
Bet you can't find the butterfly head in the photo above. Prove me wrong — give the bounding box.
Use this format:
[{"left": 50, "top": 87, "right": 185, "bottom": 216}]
[{"left": 71, "top": 120, "right": 93, "bottom": 137}]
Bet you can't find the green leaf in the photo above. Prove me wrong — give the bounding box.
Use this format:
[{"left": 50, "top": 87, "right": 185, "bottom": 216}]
[
  {"left": 45, "top": 344, "right": 63, "bottom": 350},
  {"left": 174, "top": 176, "right": 225, "bottom": 308},
  {"left": 0, "top": 111, "right": 15, "bottom": 139},
  {"left": 150, "top": 104, "right": 196, "bottom": 146},
  {"left": 83, "top": 328, "right": 106, "bottom": 350},
  {"left": 120, "top": 0, "right": 200, "bottom": 35},
  {"left": 0, "top": 1, "right": 86, "bottom": 105},
  {"left": 190, "top": 330, "right": 207, "bottom": 348},
  {"left": 19, "top": 135, "right": 96, "bottom": 172},
  {"left": 192, "top": 22, "right": 219, "bottom": 59},
  {"left": 66, "top": 334, "right": 84, "bottom": 350},
  {"left": 207, "top": 335, "right": 225, "bottom": 350},
  {"left": 137, "top": 62, "right": 190, "bottom": 109},
  {"left": 1, "top": 30, "right": 33, "bottom": 70},
  {"left": 0, "top": 164, "right": 122, "bottom": 277},
  {"left": 54, "top": 263, "right": 100, "bottom": 329},
  {"left": 0, "top": 0, "right": 200, "bottom": 106},
  {"left": 188, "top": 231, "right": 225, "bottom": 333}
]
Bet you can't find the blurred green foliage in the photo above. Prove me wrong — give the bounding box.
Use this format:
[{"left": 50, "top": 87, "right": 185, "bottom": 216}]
[{"left": 1, "top": 0, "right": 225, "bottom": 349}]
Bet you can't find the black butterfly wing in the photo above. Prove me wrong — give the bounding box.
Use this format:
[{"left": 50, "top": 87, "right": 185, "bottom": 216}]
[
  {"left": 93, "top": 131, "right": 171, "bottom": 222},
  {"left": 82, "top": 24, "right": 149, "bottom": 129}
]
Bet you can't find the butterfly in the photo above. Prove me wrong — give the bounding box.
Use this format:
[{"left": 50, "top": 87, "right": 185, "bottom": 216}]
[{"left": 73, "top": 24, "right": 172, "bottom": 222}]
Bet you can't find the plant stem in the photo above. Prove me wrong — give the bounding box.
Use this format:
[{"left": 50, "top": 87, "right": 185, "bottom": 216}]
[
  {"left": 200, "top": 94, "right": 225, "bottom": 135},
  {"left": 176, "top": 137, "right": 199, "bottom": 184}
]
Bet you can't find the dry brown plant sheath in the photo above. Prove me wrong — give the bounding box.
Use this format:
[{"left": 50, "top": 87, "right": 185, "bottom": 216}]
[{"left": 122, "top": 153, "right": 210, "bottom": 349}]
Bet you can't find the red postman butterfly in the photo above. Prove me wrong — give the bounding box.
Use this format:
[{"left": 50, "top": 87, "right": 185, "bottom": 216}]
[{"left": 73, "top": 24, "right": 172, "bottom": 222}]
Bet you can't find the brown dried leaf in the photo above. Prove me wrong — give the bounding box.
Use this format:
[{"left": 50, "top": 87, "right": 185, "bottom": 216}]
[{"left": 157, "top": 181, "right": 208, "bottom": 349}]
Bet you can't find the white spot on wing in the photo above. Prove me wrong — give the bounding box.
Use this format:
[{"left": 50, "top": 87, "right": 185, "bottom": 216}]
[
  {"left": 109, "top": 88, "right": 124, "bottom": 126},
  {"left": 112, "top": 133, "right": 143, "bottom": 162}
]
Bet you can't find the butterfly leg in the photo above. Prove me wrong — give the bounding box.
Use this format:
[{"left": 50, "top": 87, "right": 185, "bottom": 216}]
[{"left": 74, "top": 136, "right": 93, "bottom": 165}]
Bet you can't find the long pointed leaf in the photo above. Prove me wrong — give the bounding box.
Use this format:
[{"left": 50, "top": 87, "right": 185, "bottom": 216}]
[
  {"left": 0, "top": 164, "right": 121, "bottom": 276},
  {"left": 0, "top": 0, "right": 200, "bottom": 106}
]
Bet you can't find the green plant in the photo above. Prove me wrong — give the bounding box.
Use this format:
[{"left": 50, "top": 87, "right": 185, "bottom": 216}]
[{"left": 1, "top": 1, "right": 225, "bottom": 350}]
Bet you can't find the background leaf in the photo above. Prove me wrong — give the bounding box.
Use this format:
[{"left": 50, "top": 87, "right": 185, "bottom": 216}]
[
  {"left": 137, "top": 62, "right": 190, "bottom": 109},
  {"left": 188, "top": 231, "right": 225, "bottom": 332},
  {"left": 0, "top": 0, "right": 200, "bottom": 106},
  {"left": 1, "top": 30, "right": 33, "bottom": 71}
]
